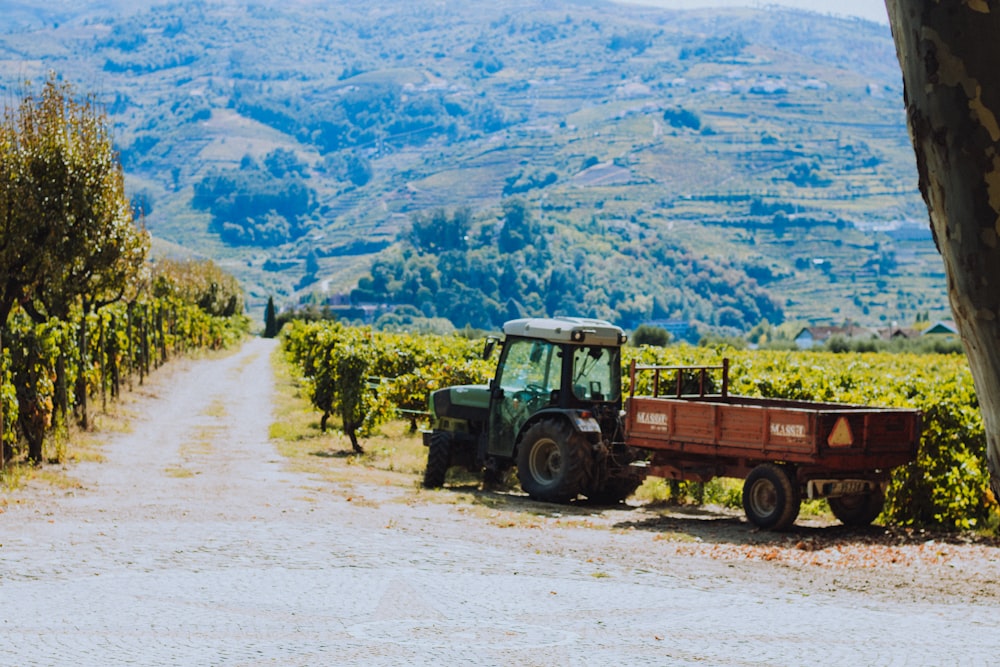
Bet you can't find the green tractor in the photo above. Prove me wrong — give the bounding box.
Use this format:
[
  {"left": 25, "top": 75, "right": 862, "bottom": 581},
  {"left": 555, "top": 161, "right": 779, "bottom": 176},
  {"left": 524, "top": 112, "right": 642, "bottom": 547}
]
[{"left": 422, "top": 317, "right": 644, "bottom": 503}]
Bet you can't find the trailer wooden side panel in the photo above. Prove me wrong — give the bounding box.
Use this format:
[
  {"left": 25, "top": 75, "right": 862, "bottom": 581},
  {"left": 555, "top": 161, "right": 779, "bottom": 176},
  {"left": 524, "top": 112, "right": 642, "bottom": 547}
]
[
  {"left": 625, "top": 394, "right": 919, "bottom": 473},
  {"left": 762, "top": 408, "right": 816, "bottom": 456},
  {"left": 670, "top": 401, "right": 716, "bottom": 443},
  {"left": 718, "top": 403, "right": 766, "bottom": 449}
]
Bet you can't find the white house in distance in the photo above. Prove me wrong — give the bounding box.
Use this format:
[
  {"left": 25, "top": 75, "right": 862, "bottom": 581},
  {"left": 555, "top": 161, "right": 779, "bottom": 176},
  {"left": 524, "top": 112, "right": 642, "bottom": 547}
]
[
  {"left": 794, "top": 320, "right": 958, "bottom": 349},
  {"left": 794, "top": 324, "right": 881, "bottom": 349}
]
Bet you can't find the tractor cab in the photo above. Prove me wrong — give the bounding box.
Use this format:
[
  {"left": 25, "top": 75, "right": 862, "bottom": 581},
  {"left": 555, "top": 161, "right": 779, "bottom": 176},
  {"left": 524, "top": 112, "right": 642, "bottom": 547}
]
[
  {"left": 485, "top": 317, "right": 626, "bottom": 459},
  {"left": 423, "top": 316, "right": 638, "bottom": 501}
]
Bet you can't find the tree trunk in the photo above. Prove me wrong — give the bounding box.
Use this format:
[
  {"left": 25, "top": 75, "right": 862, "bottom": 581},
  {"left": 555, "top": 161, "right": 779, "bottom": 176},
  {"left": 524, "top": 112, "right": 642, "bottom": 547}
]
[
  {"left": 886, "top": 0, "right": 1000, "bottom": 500},
  {"left": 346, "top": 425, "right": 364, "bottom": 455},
  {"left": 75, "top": 311, "right": 89, "bottom": 430},
  {"left": 54, "top": 354, "right": 69, "bottom": 421},
  {"left": 98, "top": 313, "right": 107, "bottom": 412},
  {"left": 108, "top": 313, "right": 119, "bottom": 399},
  {"left": 126, "top": 302, "right": 134, "bottom": 392},
  {"left": 141, "top": 303, "right": 150, "bottom": 381},
  {"left": 1, "top": 327, "right": 4, "bottom": 469}
]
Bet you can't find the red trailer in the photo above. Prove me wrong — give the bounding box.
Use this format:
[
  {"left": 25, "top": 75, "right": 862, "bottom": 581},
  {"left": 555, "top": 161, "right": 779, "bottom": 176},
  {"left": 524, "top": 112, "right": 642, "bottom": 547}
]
[{"left": 625, "top": 360, "right": 921, "bottom": 530}]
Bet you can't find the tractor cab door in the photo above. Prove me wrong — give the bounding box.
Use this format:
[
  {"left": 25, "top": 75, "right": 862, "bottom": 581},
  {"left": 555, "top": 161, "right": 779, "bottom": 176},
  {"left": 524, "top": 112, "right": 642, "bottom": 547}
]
[{"left": 487, "top": 337, "right": 562, "bottom": 457}]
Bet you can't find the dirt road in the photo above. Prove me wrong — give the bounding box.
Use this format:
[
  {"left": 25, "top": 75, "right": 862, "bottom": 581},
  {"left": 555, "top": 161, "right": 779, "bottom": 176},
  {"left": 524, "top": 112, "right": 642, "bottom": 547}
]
[{"left": 2, "top": 337, "right": 999, "bottom": 665}]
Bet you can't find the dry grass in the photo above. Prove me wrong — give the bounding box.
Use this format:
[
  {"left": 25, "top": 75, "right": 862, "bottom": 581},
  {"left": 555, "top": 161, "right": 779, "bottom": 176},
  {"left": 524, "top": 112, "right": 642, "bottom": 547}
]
[
  {"left": 201, "top": 398, "right": 228, "bottom": 419},
  {"left": 268, "top": 346, "right": 436, "bottom": 500},
  {"left": 164, "top": 465, "right": 196, "bottom": 479},
  {"left": 0, "top": 404, "right": 126, "bottom": 496},
  {"left": 0, "top": 360, "right": 184, "bottom": 496}
]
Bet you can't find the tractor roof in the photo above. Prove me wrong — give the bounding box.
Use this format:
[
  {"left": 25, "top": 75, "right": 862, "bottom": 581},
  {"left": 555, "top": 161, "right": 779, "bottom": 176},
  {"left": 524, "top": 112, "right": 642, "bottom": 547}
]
[{"left": 502, "top": 317, "right": 626, "bottom": 346}]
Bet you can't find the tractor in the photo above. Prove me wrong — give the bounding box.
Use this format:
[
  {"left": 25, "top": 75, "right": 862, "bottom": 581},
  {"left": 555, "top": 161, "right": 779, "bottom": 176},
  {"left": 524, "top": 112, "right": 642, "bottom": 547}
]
[{"left": 422, "top": 316, "right": 643, "bottom": 503}]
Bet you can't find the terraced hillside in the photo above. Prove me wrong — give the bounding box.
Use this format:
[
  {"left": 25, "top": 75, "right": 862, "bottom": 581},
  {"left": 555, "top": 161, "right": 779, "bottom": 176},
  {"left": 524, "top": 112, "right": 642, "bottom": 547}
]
[{"left": 0, "top": 0, "right": 947, "bottom": 330}]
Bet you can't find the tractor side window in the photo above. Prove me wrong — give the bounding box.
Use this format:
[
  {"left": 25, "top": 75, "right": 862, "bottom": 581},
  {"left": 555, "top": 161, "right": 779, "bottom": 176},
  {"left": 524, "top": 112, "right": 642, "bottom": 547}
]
[
  {"left": 572, "top": 346, "right": 619, "bottom": 402},
  {"left": 499, "top": 339, "right": 560, "bottom": 396}
]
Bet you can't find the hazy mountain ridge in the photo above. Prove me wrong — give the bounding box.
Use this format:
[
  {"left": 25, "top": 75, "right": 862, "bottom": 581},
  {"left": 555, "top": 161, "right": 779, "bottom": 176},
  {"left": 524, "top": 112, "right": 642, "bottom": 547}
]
[{"left": 0, "top": 0, "right": 948, "bottom": 331}]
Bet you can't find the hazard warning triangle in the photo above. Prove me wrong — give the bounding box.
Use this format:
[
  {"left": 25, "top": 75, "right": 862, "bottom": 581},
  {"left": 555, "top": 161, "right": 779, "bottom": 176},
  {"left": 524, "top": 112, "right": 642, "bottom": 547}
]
[{"left": 827, "top": 417, "right": 854, "bottom": 447}]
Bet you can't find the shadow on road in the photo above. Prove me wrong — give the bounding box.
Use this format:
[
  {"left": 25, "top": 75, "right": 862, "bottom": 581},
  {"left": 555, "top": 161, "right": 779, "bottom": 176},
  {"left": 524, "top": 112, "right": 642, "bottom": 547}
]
[
  {"left": 310, "top": 448, "right": 360, "bottom": 459},
  {"left": 450, "top": 485, "right": 1000, "bottom": 550}
]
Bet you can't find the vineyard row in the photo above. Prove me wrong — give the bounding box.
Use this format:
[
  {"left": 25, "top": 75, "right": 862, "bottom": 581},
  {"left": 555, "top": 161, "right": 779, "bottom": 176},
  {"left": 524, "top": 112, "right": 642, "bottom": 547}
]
[{"left": 1, "top": 298, "right": 249, "bottom": 467}]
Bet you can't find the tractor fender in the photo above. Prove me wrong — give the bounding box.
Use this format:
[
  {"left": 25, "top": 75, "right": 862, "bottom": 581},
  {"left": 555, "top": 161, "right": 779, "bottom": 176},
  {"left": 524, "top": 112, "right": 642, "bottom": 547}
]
[{"left": 514, "top": 408, "right": 602, "bottom": 453}]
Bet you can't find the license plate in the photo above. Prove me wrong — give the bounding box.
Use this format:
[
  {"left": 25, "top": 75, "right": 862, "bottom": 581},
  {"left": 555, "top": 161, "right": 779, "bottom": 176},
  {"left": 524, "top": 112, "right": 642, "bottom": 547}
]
[{"left": 829, "top": 480, "right": 873, "bottom": 496}]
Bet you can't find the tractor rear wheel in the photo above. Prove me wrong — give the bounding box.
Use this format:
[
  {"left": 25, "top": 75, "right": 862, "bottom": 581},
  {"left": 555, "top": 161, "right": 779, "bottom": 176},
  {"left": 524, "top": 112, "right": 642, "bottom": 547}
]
[
  {"left": 516, "top": 419, "right": 591, "bottom": 503},
  {"left": 422, "top": 431, "right": 452, "bottom": 488}
]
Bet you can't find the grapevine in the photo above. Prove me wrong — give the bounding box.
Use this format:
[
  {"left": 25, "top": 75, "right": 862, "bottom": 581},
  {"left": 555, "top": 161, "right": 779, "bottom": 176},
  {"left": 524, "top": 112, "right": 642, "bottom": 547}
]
[{"left": 1, "top": 296, "right": 249, "bottom": 466}]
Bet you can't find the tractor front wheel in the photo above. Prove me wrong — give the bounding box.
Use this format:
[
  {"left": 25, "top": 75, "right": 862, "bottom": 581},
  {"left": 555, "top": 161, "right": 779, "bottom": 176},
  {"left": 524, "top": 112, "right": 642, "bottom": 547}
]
[{"left": 422, "top": 431, "right": 452, "bottom": 488}]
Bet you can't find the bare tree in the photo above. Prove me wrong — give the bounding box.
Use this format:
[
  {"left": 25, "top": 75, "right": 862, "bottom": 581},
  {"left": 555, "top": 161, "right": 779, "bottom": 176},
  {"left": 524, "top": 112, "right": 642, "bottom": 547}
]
[{"left": 886, "top": 1, "right": 1000, "bottom": 499}]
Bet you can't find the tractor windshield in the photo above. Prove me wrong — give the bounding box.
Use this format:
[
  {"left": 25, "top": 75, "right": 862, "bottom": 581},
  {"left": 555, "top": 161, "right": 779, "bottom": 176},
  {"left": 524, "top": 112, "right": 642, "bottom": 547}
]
[{"left": 571, "top": 345, "right": 619, "bottom": 402}]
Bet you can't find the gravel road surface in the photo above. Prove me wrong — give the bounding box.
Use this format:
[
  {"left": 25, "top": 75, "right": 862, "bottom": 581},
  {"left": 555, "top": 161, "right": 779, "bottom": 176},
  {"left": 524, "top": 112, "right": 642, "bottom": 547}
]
[{"left": 2, "top": 337, "right": 999, "bottom": 666}]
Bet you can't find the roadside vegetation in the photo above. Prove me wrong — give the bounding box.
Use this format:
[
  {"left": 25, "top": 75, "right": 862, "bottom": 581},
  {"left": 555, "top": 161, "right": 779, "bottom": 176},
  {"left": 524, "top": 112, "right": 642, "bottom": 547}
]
[{"left": 0, "top": 76, "right": 249, "bottom": 489}]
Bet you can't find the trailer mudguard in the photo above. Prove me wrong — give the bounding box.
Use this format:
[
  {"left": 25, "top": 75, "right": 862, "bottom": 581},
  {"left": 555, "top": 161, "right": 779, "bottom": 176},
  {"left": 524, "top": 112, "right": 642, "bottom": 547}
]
[{"left": 516, "top": 408, "right": 602, "bottom": 445}]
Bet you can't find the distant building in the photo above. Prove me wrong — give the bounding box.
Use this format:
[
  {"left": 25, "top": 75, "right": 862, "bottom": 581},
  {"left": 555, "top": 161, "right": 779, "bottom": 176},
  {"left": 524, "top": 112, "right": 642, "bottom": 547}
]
[
  {"left": 794, "top": 324, "right": 879, "bottom": 349},
  {"left": 878, "top": 325, "right": 920, "bottom": 341},
  {"left": 795, "top": 320, "right": 958, "bottom": 349},
  {"left": 642, "top": 319, "right": 692, "bottom": 341},
  {"left": 923, "top": 320, "right": 959, "bottom": 337}
]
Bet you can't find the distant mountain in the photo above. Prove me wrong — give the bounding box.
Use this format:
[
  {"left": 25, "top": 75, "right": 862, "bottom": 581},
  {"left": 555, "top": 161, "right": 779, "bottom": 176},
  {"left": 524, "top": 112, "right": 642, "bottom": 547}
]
[{"left": 0, "top": 0, "right": 948, "bottom": 332}]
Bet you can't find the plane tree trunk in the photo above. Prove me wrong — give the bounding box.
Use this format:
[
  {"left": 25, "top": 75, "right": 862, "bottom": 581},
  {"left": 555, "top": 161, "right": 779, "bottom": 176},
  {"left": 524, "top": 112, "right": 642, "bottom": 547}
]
[{"left": 886, "top": 0, "right": 1000, "bottom": 499}]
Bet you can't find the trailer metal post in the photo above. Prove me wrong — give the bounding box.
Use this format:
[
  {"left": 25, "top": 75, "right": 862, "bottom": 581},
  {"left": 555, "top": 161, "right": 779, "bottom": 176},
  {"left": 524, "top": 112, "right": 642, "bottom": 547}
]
[{"left": 722, "top": 358, "right": 729, "bottom": 399}]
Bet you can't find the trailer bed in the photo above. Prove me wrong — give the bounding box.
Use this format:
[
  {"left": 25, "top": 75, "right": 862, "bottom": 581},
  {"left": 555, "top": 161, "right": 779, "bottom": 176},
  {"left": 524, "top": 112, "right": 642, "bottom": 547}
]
[
  {"left": 625, "top": 361, "right": 921, "bottom": 481},
  {"left": 626, "top": 394, "right": 919, "bottom": 469}
]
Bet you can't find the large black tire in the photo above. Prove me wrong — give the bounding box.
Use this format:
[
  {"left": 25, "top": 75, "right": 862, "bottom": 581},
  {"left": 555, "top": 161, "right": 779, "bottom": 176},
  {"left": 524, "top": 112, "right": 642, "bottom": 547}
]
[
  {"left": 587, "top": 476, "right": 643, "bottom": 505},
  {"left": 422, "top": 431, "right": 452, "bottom": 488},
  {"left": 516, "top": 419, "right": 591, "bottom": 503},
  {"left": 742, "top": 463, "right": 801, "bottom": 531},
  {"left": 829, "top": 488, "right": 885, "bottom": 527}
]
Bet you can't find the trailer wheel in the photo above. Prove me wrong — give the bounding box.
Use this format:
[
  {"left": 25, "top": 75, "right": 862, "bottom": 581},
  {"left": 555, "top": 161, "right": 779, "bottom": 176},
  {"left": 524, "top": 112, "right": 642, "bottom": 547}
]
[
  {"left": 517, "top": 419, "right": 590, "bottom": 503},
  {"left": 829, "top": 489, "right": 885, "bottom": 527},
  {"left": 422, "top": 431, "right": 452, "bottom": 488},
  {"left": 742, "top": 464, "right": 800, "bottom": 531}
]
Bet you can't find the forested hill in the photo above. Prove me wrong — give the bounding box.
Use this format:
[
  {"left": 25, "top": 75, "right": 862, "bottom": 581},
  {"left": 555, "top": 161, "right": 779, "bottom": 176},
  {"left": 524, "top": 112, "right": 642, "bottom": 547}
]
[{"left": 0, "top": 0, "right": 949, "bottom": 333}]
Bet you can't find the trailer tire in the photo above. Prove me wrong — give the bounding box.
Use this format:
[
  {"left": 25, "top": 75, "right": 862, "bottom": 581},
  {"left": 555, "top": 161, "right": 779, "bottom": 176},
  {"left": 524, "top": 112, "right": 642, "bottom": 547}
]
[
  {"left": 517, "top": 418, "right": 590, "bottom": 503},
  {"left": 422, "top": 431, "right": 452, "bottom": 488},
  {"left": 743, "top": 464, "right": 800, "bottom": 531},
  {"left": 829, "top": 489, "right": 885, "bottom": 527}
]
